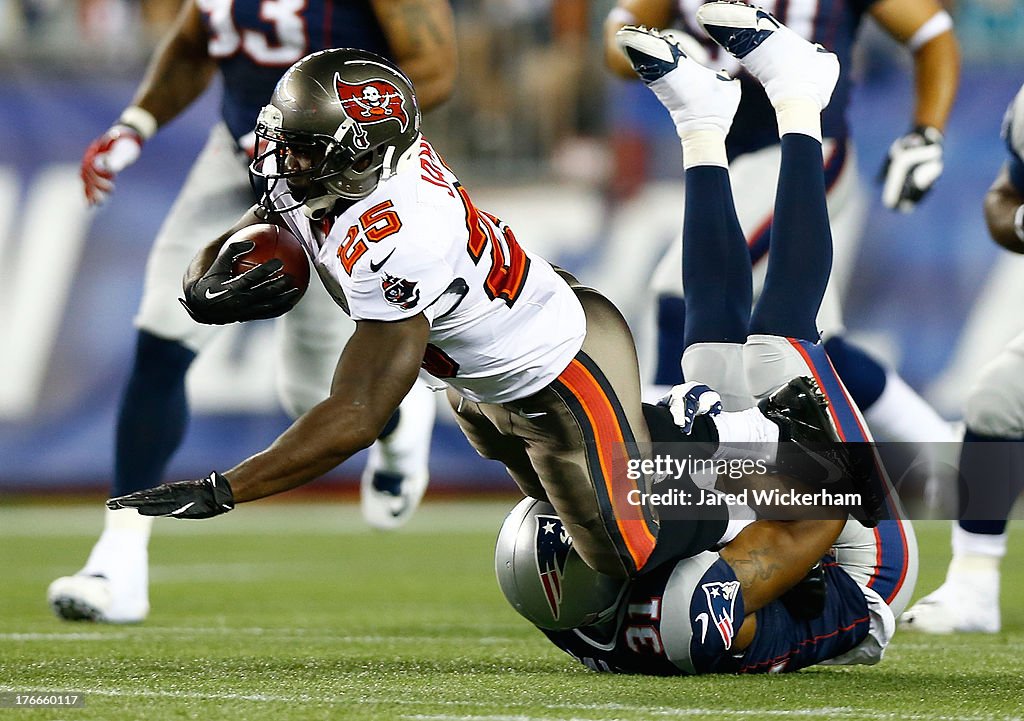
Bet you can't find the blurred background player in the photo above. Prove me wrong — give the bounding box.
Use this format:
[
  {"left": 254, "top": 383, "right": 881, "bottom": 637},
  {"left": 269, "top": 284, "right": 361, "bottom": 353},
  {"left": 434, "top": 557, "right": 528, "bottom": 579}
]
[
  {"left": 602, "top": 0, "right": 960, "bottom": 457},
  {"left": 901, "top": 82, "right": 1024, "bottom": 634},
  {"left": 47, "top": 0, "right": 456, "bottom": 624}
]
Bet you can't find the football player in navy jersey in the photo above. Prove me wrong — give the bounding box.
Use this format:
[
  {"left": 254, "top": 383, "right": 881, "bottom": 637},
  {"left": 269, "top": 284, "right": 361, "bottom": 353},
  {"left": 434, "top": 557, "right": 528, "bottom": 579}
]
[
  {"left": 499, "top": 497, "right": 913, "bottom": 675},
  {"left": 603, "top": 0, "right": 961, "bottom": 463},
  {"left": 495, "top": 12, "right": 918, "bottom": 676},
  {"left": 49, "top": 0, "right": 456, "bottom": 624},
  {"left": 901, "top": 83, "right": 1024, "bottom": 635}
]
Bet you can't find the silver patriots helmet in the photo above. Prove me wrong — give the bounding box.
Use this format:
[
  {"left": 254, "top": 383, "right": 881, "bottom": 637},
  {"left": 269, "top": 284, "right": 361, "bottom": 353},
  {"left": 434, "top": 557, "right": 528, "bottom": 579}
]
[
  {"left": 250, "top": 48, "right": 421, "bottom": 219},
  {"left": 495, "top": 498, "right": 626, "bottom": 631}
]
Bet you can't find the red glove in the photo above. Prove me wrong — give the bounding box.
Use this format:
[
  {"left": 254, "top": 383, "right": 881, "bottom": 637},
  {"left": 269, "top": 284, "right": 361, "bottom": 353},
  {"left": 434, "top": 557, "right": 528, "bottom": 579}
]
[{"left": 80, "top": 124, "right": 145, "bottom": 206}]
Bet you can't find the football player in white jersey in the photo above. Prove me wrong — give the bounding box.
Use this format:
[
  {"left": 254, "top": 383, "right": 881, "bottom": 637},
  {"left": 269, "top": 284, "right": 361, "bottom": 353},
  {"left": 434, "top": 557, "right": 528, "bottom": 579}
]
[
  {"left": 49, "top": 0, "right": 455, "bottom": 625},
  {"left": 901, "top": 84, "right": 1024, "bottom": 634},
  {"left": 106, "top": 47, "right": 880, "bottom": 583}
]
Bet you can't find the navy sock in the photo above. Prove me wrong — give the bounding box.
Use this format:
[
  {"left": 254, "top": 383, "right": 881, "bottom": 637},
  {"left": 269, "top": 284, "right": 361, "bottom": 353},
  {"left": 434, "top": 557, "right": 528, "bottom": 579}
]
[
  {"left": 956, "top": 428, "right": 1024, "bottom": 533},
  {"left": 654, "top": 295, "right": 687, "bottom": 386},
  {"left": 750, "top": 133, "right": 831, "bottom": 340},
  {"left": 681, "top": 165, "right": 751, "bottom": 347},
  {"left": 823, "top": 336, "right": 887, "bottom": 410},
  {"left": 113, "top": 331, "right": 196, "bottom": 495}
]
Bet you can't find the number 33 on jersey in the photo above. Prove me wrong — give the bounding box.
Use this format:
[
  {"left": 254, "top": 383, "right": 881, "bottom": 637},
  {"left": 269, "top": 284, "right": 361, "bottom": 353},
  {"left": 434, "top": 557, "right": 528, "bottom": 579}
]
[{"left": 277, "top": 137, "right": 587, "bottom": 406}]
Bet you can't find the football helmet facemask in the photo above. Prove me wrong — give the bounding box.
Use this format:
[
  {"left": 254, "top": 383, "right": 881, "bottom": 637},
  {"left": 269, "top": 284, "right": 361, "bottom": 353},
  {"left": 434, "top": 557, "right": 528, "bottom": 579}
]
[
  {"left": 250, "top": 48, "right": 422, "bottom": 219},
  {"left": 495, "top": 498, "right": 627, "bottom": 631}
]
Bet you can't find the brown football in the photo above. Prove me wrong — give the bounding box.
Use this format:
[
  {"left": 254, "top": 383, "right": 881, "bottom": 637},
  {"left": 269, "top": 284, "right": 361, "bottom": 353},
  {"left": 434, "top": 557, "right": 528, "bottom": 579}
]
[{"left": 228, "top": 223, "right": 311, "bottom": 301}]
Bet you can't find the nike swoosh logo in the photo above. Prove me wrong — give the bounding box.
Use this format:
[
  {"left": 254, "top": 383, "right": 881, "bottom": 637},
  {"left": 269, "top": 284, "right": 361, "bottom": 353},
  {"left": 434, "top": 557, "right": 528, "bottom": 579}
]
[
  {"left": 205, "top": 288, "right": 230, "bottom": 300},
  {"left": 369, "top": 249, "right": 396, "bottom": 273}
]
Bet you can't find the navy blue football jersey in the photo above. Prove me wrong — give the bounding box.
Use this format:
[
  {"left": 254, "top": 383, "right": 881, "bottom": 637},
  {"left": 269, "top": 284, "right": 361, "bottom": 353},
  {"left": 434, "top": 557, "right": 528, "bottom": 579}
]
[
  {"left": 198, "top": 0, "right": 391, "bottom": 143},
  {"left": 672, "top": 0, "right": 880, "bottom": 156},
  {"left": 543, "top": 554, "right": 870, "bottom": 675}
]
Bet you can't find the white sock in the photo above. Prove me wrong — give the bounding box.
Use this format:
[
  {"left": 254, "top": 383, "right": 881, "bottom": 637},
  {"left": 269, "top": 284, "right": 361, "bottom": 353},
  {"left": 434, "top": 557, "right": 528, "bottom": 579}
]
[
  {"left": 951, "top": 523, "right": 1008, "bottom": 561},
  {"left": 711, "top": 407, "right": 780, "bottom": 463},
  {"left": 681, "top": 342, "right": 755, "bottom": 411},
  {"left": 864, "top": 371, "right": 958, "bottom": 443},
  {"left": 776, "top": 98, "right": 822, "bottom": 142},
  {"left": 681, "top": 129, "right": 728, "bottom": 169},
  {"left": 82, "top": 508, "right": 153, "bottom": 577}
]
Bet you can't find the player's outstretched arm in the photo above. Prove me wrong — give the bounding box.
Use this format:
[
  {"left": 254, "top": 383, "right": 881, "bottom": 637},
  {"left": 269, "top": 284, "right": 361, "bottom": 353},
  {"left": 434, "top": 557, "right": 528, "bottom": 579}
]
[
  {"left": 984, "top": 165, "right": 1024, "bottom": 254},
  {"left": 129, "top": 0, "right": 218, "bottom": 130},
  {"left": 873, "top": 0, "right": 960, "bottom": 212},
  {"left": 372, "top": 0, "right": 457, "bottom": 112},
  {"left": 108, "top": 314, "right": 430, "bottom": 515},
  {"left": 81, "top": 0, "right": 216, "bottom": 206}
]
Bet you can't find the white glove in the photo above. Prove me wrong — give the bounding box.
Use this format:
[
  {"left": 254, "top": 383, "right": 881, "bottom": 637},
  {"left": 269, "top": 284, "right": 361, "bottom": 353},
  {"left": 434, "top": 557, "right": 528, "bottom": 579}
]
[
  {"left": 80, "top": 124, "right": 145, "bottom": 206},
  {"left": 658, "top": 381, "right": 723, "bottom": 435},
  {"left": 880, "top": 126, "right": 944, "bottom": 213}
]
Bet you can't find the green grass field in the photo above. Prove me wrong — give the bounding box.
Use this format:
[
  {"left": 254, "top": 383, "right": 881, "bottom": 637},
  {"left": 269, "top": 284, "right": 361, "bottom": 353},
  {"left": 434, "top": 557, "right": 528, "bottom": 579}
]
[{"left": 2, "top": 500, "right": 1022, "bottom": 721}]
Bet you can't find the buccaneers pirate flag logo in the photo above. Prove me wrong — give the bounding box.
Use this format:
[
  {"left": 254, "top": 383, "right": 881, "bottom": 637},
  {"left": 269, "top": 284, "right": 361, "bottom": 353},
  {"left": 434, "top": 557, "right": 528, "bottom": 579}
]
[{"left": 335, "top": 73, "right": 411, "bottom": 147}]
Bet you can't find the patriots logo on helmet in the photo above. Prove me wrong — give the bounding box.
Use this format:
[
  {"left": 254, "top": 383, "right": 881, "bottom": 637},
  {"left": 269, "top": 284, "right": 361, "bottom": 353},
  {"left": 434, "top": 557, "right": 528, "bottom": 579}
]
[
  {"left": 381, "top": 273, "right": 421, "bottom": 310},
  {"left": 336, "top": 74, "right": 410, "bottom": 136},
  {"left": 701, "top": 580, "right": 741, "bottom": 648},
  {"left": 534, "top": 515, "right": 573, "bottom": 620}
]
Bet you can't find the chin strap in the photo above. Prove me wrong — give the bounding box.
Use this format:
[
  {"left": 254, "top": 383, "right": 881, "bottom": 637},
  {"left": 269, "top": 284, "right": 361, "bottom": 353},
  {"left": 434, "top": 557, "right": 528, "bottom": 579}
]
[
  {"left": 379, "top": 145, "right": 397, "bottom": 182},
  {"left": 302, "top": 193, "right": 340, "bottom": 220}
]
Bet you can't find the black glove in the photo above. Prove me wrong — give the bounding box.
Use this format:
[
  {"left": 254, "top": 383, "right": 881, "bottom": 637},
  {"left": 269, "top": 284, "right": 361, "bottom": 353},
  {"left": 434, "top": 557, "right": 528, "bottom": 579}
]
[
  {"left": 180, "top": 240, "right": 300, "bottom": 324},
  {"left": 107, "top": 471, "right": 235, "bottom": 519}
]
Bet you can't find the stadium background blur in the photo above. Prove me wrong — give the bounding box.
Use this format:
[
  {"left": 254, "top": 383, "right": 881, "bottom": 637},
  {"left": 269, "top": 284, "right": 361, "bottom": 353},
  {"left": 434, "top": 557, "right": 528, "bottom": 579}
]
[{"left": 2, "top": 0, "right": 1024, "bottom": 498}]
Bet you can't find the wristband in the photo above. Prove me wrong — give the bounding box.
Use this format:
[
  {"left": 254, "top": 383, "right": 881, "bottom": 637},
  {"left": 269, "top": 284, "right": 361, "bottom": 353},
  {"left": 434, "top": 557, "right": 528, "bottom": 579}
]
[
  {"left": 118, "top": 106, "right": 158, "bottom": 140},
  {"left": 907, "top": 10, "right": 953, "bottom": 52},
  {"left": 914, "top": 125, "right": 944, "bottom": 144},
  {"left": 1014, "top": 204, "right": 1024, "bottom": 243}
]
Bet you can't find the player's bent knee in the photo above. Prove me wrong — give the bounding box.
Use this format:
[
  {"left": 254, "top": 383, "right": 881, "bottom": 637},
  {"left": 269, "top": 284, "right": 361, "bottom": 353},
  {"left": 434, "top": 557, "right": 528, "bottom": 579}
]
[{"left": 964, "top": 360, "right": 1024, "bottom": 438}]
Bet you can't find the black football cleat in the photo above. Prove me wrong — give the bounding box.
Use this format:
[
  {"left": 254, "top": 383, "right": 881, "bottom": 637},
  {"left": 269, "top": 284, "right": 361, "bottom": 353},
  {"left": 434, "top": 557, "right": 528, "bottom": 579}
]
[{"left": 759, "top": 376, "right": 884, "bottom": 527}]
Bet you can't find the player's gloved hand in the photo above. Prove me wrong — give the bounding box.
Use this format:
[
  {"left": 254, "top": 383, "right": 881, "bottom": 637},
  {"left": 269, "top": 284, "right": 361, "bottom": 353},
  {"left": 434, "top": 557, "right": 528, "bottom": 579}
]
[
  {"left": 81, "top": 124, "right": 145, "bottom": 206},
  {"left": 879, "top": 125, "right": 944, "bottom": 212},
  {"left": 107, "top": 471, "right": 235, "bottom": 519},
  {"left": 180, "top": 240, "right": 301, "bottom": 325},
  {"left": 658, "top": 381, "right": 723, "bottom": 435}
]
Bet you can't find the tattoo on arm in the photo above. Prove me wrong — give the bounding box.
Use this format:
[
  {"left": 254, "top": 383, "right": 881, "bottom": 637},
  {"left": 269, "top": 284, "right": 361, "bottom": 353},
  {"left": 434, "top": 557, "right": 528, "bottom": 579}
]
[
  {"left": 397, "top": 0, "right": 445, "bottom": 52},
  {"left": 729, "top": 548, "right": 784, "bottom": 593}
]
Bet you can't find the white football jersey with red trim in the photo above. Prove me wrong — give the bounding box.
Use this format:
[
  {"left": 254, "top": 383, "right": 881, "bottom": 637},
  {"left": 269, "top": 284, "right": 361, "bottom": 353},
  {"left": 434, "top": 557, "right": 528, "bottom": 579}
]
[{"left": 275, "top": 137, "right": 587, "bottom": 404}]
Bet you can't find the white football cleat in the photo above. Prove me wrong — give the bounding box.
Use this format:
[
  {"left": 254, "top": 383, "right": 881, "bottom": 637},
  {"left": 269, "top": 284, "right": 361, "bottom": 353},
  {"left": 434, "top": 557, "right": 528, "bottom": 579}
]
[
  {"left": 47, "top": 572, "right": 148, "bottom": 624},
  {"left": 697, "top": 1, "right": 840, "bottom": 110},
  {"left": 900, "top": 573, "right": 1001, "bottom": 634},
  {"left": 48, "top": 508, "right": 152, "bottom": 623},
  {"left": 616, "top": 25, "right": 740, "bottom": 137},
  {"left": 361, "top": 378, "right": 436, "bottom": 530}
]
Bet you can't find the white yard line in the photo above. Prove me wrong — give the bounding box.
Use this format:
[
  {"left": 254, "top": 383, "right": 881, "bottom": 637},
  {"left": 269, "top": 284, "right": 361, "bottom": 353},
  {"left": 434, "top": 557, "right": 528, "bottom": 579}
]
[
  {"left": 0, "top": 502, "right": 512, "bottom": 538},
  {"left": 0, "top": 686, "right": 1016, "bottom": 721}
]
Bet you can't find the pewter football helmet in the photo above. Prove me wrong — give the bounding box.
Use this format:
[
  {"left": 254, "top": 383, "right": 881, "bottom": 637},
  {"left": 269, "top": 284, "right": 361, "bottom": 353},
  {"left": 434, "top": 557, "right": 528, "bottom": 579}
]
[
  {"left": 250, "top": 48, "right": 421, "bottom": 218},
  {"left": 495, "top": 498, "right": 626, "bottom": 631}
]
